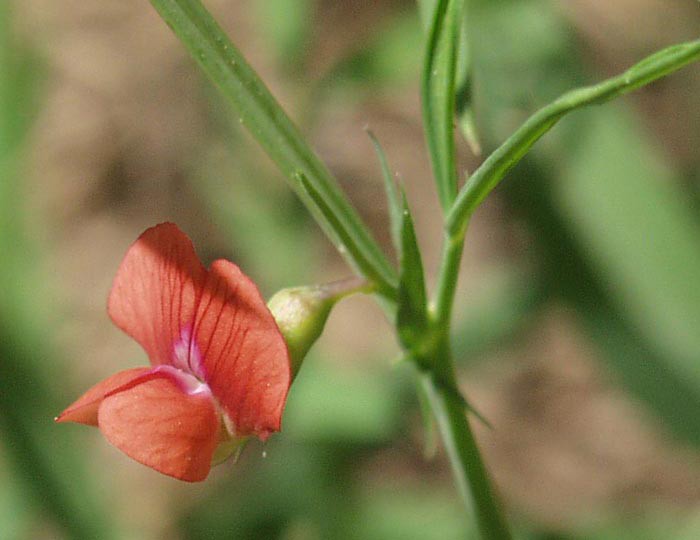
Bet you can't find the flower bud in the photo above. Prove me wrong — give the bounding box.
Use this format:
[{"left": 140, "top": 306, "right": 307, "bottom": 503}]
[{"left": 268, "top": 278, "right": 368, "bottom": 377}]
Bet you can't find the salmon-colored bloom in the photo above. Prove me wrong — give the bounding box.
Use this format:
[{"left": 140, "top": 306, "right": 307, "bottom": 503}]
[{"left": 56, "top": 223, "right": 291, "bottom": 482}]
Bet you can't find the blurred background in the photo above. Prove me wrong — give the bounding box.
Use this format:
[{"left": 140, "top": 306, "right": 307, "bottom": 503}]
[{"left": 1, "top": 0, "right": 700, "bottom": 538}]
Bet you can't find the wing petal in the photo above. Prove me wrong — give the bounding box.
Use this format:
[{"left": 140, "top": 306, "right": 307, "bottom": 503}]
[{"left": 98, "top": 372, "right": 219, "bottom": 482}]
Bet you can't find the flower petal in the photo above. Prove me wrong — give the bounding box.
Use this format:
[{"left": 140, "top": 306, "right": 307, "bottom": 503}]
[
  {"left": 108, "top": 223, "right": 206, "bottom": 367},
  {"left": 55, "top": 368, "right": 150, "bottom": 426},
  {"left": 193, "top": 259, "right": 291, "bottom": 439},
  {"left": 98, "top": 372, "right": 219, "bottom": 482}
]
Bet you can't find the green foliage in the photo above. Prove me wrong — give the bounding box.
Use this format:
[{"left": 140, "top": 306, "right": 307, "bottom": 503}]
[
  {"left": 254, "top": 0, "right": 313, "bottom": 70},
  {"left": 0, "top": 6, "right": 121, "bottom": 539},
  {"left": 420, "top": 0, "right": 465, "bottom": 211},
  {"left": 297, "top": 172, "right": 397, "bottom": 300},
  {"left": 446, "top": 37, "right": 700, "bottom": 236},
  {"left": 417, "top": 0, "right": 481, "bottom": 154},
  {"left": 396, "top": 194, "right": 429, "bottom": 355}
]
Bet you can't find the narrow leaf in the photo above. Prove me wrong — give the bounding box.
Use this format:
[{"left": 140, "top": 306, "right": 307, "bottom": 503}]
[
  {"left": 396, "top": 194, "right": 428, "bottom": 350},
  {"left": 366, "top": 129, "right": 402, "bottom": 255},
  {"left": 298, "top": 173, "right": 396, "bottom": 299},
  {"left": 148, "top": 0, "right": 396, "bottom": 294},
  {"left": 421, "top": 0, "right": 465, "bottom": 211},
  {"left": 446, "top": 38, "right": 700, "bottom": 236},
  {"left": 417, "top": 0, "right": 482, "bottom": 155}
]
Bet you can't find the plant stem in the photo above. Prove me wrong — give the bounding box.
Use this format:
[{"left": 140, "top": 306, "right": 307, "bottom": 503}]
[
  {"left": 425, "top": 218, "right": 512, "bottom": 539},
  {"left": 430, "top": 227, "right": 466, "bottom": 330},
  {"left": 421, "top": 366, "right": 511, "bottom": 540}
]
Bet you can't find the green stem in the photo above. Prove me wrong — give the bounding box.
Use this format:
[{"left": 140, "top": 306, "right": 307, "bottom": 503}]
[
  {"left": 425, "top": 218, "right": 512, "bottom": 539},
  {"left": 446, "top": 39, "right": 700, "bottom": 236},
  {"left": 421, "top": 366, "right": 511, "bottom": 540},
  {"left": 430, "top": 227, "right": 466, "bottom": 330}
]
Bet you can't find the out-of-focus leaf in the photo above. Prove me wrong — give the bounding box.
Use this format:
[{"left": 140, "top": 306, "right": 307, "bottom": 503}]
[
  {"left": 559, "top": 111, "right": 700, "bottom": 394},
  {"left": 396, "top": 194, "right": 429, "bottom": 353},
  {"left": 421, "top": 0, "right": 465, "bottom": 211},
  {"left": 452, "top": 268, "right": 544, "bottom": 365},
  {"left": 181, "top": 441, "right": 340, "bottom": 540},
  {"left": 193, "top": 143, "right": 317, "bottom": 290},
  {"left": 314, "top": 12, "right": 421, "bottom": 100},
  {"left": 465, "top": 0, "right": 700, "bottom": 444},
  {"left": 500, "top": 147, "right": 700, "bottom": 445},
  {"left": 0, "top": 458, "right": 30, "bottom": 540},
  {"left": 351, "top": 486, "right": 470, "bottom": 540},
  {"left": 564, "top": 509, "right": 700, "bottom": 540},
  {"left": 0, "top": 7, "right": 122, "bottom": 538},
  {"left": 283, "top": 357, "right": 402, "bottom": 444},
  {"left": 255, "top": 0, "right": 313, "bottom": 70}
]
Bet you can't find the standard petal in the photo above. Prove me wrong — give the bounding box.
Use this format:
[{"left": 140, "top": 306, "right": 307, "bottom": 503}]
[
  {"left": 193, "top": 259, "right": 291, "bottom": 439},
  {"left": 108, "top": 223, "right": 206, "bottom": 367},
  {"left": 55, "top": 367, "right": 150, "bottom": 426},
  {"left": 98, "top": 372, "right": 219, "bottom": 482}
]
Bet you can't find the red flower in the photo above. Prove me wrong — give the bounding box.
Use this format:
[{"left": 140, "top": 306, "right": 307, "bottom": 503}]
[{"left": 56, "top": 223, "right": 291, "bottom": 482}]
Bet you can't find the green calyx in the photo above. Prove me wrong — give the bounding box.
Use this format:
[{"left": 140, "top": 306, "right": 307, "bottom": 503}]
[{"left": 268, "top": 278, "right": 371, "bottom": 377}]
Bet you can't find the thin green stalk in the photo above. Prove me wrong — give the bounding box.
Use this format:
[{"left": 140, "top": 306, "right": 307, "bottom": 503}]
[
  {"left": 427, "top": 221, "right": 512, "bottom": 540},
  {"left": 430, "top": 228, "right": 466, "bottom": 330},
  {"left": 148, "top": 0, "right": 397, "bottom": 297},
  {"left": 421, "top": 367, "right": 511, "bottom": 540},
  {"left": 446, "top": 39, "right": 700, "bottom": 236},
  {"left": 421, "top": 0, "right": 465, "bottom": 211}
]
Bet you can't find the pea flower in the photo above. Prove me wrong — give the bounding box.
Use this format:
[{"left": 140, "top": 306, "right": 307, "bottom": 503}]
[{"left": 56, "top": 223, "right": 291, "bottom": 482}]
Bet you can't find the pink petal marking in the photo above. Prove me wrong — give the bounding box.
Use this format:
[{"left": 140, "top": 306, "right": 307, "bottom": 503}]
[
  {"left": 171, "top": 325, "right": 205, "bottom": 381},
  {"left": 152, "top": 365, "right": 210, "bottom": 396}
]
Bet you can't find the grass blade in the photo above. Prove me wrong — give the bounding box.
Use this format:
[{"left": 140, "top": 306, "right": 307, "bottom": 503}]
[
  {"left": 298, "top": 173, "right": 396, "bottom": 299},
  {"left": 421, "top": 0, "right": 465, "bottom": 211},
  {"left": 149, "top": 0, "right": 396, "bottom": 294}
]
